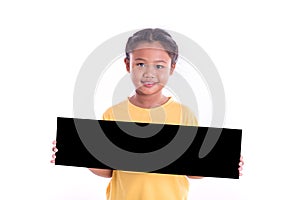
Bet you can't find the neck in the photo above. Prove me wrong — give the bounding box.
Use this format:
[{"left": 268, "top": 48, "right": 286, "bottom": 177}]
[{"left": 129, "top": 92, "right": 169, "bottom": 109}]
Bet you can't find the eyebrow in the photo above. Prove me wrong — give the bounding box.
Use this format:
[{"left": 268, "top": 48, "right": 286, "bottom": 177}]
[{"left": 134, "top": 58, "right": 167, "bottom": 63}]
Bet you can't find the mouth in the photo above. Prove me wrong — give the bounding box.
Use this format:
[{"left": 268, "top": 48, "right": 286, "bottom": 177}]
[{"left": 141, "top": 81, "right": 157, "bottom": 88}]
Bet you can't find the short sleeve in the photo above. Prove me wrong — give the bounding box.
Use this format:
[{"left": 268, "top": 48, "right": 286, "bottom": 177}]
[{"left": 181, "top": 105, "right": 199, "bottom": 127}]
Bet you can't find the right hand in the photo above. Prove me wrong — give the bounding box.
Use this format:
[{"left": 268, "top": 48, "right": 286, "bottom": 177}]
[
  {"left": 50, "top": 140, "right": 112, "bottom": 177},
  {"left": 50, "top": 140, "right": 58, "bottom": 164}
]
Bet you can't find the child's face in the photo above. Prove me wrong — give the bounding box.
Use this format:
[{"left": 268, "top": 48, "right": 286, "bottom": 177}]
[{"left": 125, "top": 42, "right": 175, "bottom": 96}]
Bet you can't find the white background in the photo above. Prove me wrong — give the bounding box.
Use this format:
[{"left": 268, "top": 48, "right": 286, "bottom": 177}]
[{"left": 1, "top": 0, "right": 300, "bottom": 199}]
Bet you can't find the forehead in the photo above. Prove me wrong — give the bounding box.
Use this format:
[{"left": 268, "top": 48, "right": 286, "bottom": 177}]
[{"left": 130, "top": 42, "right": 171, "bottom": 62}]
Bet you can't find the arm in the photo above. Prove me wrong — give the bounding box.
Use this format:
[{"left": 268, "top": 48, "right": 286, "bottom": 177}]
[
  {"left": 88, "top": 168, "right": 113, "bottom": 178},
  {"left": 187, "top": 176, "right": 204, "bottom": 179}
]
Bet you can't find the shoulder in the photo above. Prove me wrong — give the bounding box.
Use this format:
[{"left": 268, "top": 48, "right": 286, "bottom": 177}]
[
  {"left": 167, "top": 100, "right": 195, "bottom": 115},
  {"left": 102, "top": 100, "right": 129, "bottom": 120},
  {"left": 167, "top": 100, "right": 199, "bottom": 126}
]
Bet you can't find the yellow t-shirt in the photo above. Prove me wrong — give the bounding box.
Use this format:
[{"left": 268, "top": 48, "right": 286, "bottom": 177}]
[{"left": 102, "top": 97, "right": 198, "bottom": 200}]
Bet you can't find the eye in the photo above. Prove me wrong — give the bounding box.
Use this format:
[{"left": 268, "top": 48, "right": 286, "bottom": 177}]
[
  {"left": 156, "top": 65, "right": 164, "bottom": 69},
  {"left": 136, "top": 63, "right": 145, "bottom": 67}
]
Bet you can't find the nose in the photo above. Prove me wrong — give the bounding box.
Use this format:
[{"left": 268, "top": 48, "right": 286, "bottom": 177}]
[{"left": 143, "top": 65, "right": 156, "bottom": 78}]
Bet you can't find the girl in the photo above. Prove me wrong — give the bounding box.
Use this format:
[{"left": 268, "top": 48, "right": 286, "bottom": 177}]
[{"left": 51, "top": 28, "right": 244, "bottom": 200}]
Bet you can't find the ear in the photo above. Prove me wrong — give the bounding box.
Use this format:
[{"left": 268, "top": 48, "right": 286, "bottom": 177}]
[
  {"left": 124, "top": 58, "right": 130, "bottom": 73},
  {"left": 170, "top": 63, "right": 176, "bottom": 75}
]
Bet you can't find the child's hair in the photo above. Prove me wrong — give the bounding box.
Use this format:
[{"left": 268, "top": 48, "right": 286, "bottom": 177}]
[{"left": 125, "top": 28, "right": 179, "bottom": 64}]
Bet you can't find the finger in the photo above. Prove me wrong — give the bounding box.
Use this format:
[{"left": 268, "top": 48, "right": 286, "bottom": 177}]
[
  {"left": 239, "top": 172, "right": 243, "bottom": 176},
  {"left": 50, "top": 159, "right": 55, "bottom": 164},
  {"left": 52, "top": 154, "right": 56, "bottom": 159},
  {"left": 239, "top": 158, "right": 244, "bottom": 166},
  {"left": 238, "top": 166, "right": 243, "bottom": 171},
  {"left": 52, "top": 140, "right": 57, "bottom": 145},
  {"left": 52, "top": 147, "right": 58, "bottom": 153}
]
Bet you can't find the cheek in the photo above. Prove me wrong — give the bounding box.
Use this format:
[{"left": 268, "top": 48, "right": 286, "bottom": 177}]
[
  {"left": 158, "top": 72, "right": 170, "bottom": 82},
  {"left": 130, "top": 70, "right": 141, "bottom": 82}
]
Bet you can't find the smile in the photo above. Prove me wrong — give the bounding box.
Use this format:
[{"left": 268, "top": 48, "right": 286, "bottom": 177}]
[{"left": 141, "top": 81, "right": 157, "bottom": 87}]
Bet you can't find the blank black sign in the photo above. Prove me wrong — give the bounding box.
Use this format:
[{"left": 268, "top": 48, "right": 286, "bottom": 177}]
[{"left": 55, "top": 117, "right": 242, "bottom": 179}]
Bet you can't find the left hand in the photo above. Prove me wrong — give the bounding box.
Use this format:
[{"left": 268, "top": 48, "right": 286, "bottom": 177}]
[{"left": 238, "top": 155, "right": 244, "bottom": 176}]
